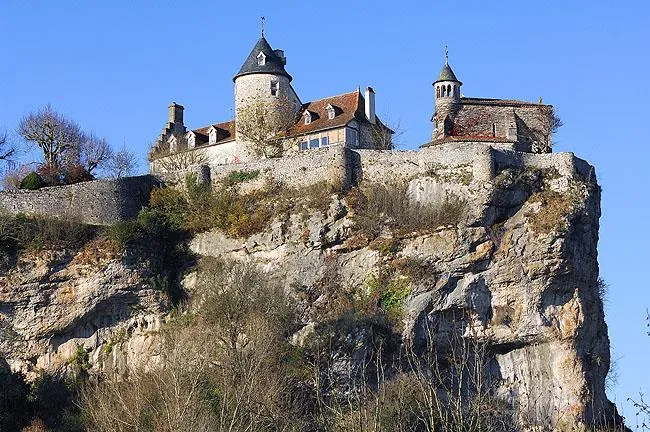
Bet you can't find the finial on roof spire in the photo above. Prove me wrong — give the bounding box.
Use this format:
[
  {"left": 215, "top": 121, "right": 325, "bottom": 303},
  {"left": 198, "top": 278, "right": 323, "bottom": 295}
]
[
  {"left": 261, "top": 16, "right": 265, "bottom": 37},
  {"left": 445, "top": 45, "right": 449, "bottom": 66}
]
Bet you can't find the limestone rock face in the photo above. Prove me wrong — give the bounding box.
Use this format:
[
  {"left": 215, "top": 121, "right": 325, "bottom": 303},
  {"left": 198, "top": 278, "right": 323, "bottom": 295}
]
[
  {"left": 0, "top": 161, "right": 620, "bottom": 429},
  {"left": 0, "top": 245, "right": 167, "bottom": 380}
]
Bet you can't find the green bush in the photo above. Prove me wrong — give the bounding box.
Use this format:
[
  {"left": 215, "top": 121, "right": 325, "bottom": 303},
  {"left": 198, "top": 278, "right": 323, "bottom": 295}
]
[
  {"left": 105, "top": 220, "right": 141, "bottom": 249},
  {"left": 224, "top": 169, "right": 260, "bottom": 186},
  {"left": 19, "top": 172, "right": 45, "bottom": 190}
]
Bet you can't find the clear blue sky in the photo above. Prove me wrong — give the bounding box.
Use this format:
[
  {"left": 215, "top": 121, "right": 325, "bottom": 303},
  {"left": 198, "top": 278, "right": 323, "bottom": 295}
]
[{"left": 1, "top": 0, "right": 649, "bottom": 423}]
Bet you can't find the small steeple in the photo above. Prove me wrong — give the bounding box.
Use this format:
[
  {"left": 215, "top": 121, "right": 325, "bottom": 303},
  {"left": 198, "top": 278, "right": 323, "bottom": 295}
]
[
  {"left": 233, "top": 35, "right": 292, "bottom": 82},
  {"left": 434, "top": 46, "right": 461, "bottom": 85}
]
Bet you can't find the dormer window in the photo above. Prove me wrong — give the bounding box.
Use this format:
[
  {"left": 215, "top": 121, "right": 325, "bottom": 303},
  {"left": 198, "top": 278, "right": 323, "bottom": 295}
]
[
  {"left": 304, "top": 110, "right": 312, "bottom": 125},
  {"left": 326, "top": 104, "right": 336, "bottom": 120},
  {"left": 209, "top": 128, "right": 217, "bottom": 144},
  {"left": 270, "top": 80, "right": 279, "bottom": 96},
  {"left": 257, "top": 52, "right": 266, "bottom": 66},
  {"left": 187, "top": 132, "right": 196, "bottom": 149}
]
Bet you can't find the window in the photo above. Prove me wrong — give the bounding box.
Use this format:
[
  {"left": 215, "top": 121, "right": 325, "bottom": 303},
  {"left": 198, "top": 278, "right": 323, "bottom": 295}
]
[
  {"left": 327, "top": 104, "right": 336, "bottom": 119},
  {"left": 187, "top": 134, "right": 195, "bottom": 149},
  {"left": 309, "top": 138, "right": 319, "bottom": 149},
  {"left": 270, "top": 80, "right": 279, "bottom": 96},
  {"left": 346, "top": 128, "right": 358, "bottom": 147},
  {"left": 300, "top": 141, "right": 308, "bottom": 151},
  {"left": 436, "top": 86, "right": 440, "bottom": 98},
  {"left": 257, "top": 52, "right": 266, "bottom": 66},
  {"left": 304, "top": 111, "right": 312, "bottom": 124},
  {"left": 321, "top": 136, "right": 329, "bottom": 146},
  {"left": 209, "top": 129, "right": 217, "bottom": 144}
]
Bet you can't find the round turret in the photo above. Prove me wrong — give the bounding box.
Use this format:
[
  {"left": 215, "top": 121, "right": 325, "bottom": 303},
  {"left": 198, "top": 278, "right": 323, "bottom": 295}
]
[
  {"left": 233, "top": 36, "right": 300, "bottom": 132},
  {"left": 432, "top": 50, "right": 462, "bottom": 140}
]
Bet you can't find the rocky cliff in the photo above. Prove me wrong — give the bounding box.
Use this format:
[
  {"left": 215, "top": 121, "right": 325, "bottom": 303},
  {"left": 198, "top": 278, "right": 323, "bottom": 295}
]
[{"left": 0, "top": 155, "right": 622, "bottom": 430}]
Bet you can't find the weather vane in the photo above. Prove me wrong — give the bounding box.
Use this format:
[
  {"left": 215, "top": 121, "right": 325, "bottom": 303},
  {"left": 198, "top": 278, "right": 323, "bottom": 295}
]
[
  {"left": 445, "top": 44, "right": 449, "bottom": 65},
  {"left": 261, "top": 16, "right": 265, "bottom": 37}
]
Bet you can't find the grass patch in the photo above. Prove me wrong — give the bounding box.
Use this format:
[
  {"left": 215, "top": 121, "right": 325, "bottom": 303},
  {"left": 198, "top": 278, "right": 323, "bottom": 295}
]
[
  {"left": 145, "top": 175, "right": 342, "bottom": 239},
  {"left": 0, "top": 213, "right": 97, "bottom": 253},
  {"left": 527, "top": 189, "right": 575, "bottom": 234},
  {"left": 224, "top": 169, "right": 260, "bottom": 186}
]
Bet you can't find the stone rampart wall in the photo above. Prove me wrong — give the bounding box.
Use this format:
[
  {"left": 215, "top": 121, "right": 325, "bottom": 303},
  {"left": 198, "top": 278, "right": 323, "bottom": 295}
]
[
  {"left": 157, "top": 145, "right": 350, "bottom": 191},
  {"left": 0, "top": 175, "right": 159, "bottom": 225},
  {"left": 353, "top": 143, "right": 594, "bottom": 186},
  {"left": 0, "top": 144, "right": 594, "bottom": 226}
]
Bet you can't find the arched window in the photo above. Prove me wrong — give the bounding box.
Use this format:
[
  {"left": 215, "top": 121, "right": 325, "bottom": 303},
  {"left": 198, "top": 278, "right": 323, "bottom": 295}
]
[
  {"left": 447, "top": 84, "right": 452, "bottom": 96},
  {"left": 436, "top": 86, "right": 440, "bottom": 98},
  {"left": 453, "top": 85, "right": 457, "bottom": 97},
  {"left": 441, "top": 86, "right": 446, "bottom": 97}
]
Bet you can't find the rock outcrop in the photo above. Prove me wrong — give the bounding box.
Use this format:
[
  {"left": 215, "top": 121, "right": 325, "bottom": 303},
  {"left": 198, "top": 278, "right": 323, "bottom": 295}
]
[{"left": 0, "top": 155, "right": 621, "bottom": 430}]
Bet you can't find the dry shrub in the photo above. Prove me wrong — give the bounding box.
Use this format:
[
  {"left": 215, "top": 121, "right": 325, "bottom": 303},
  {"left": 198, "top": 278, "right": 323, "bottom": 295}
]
[
  {"left": 21, "top": 419, "right": 48, "bottom": 432},
  {"left": 0, "top": 213, "right": 97, "bottom": 253},
  {"left": 82, "top": 258, "right": 308, "bottom": 432},
  {"left": 348, "top": 183, "right": 466, "bottom": 239},
  {"left": 527, "top": 189, "right": 575, "bottom": 234}
]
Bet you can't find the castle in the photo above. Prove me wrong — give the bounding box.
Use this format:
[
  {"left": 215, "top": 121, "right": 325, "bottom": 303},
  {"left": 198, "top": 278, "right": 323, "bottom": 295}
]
[
  {"left": 0, "top": 34, "right": 573, "bottom": 227},
  {"left": 150, "top": 35, "right": 393, "bottom": 168},
  {"left": 149, "top": 37, "right": 556, "bottom": 170}
]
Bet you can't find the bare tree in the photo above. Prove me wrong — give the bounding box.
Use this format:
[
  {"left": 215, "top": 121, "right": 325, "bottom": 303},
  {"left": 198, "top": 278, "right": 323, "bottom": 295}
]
[
  {"left": 79, "top": 133, "right": 113, "bottom": 175},
  {"left": 154, "top": 148, "right": 209, "bottom": 173},
  {"left": 109, "top": 147, "right": 137, "bottom": 178},
  {"left": 370, "top": 117, "right": 401, "bottom": 150},
  {"left": 0, "top": 131, "right": 15, "bottom": 166},
  {"left": 18, "top": 105, "right": 84, "bottom": 169},
  {"left": 533, "top": 104, "right": 563, "bottom": 153},
  {"left": 235, "top": 97, "right": 299, "bottom": 158}
]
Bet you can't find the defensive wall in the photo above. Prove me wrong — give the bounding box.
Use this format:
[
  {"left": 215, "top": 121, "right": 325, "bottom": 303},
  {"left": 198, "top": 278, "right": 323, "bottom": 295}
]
[
  {"left": 0, "top": 175, "right": 159, "bottom": 226},
  {"left": 0, "top": 143, "right": 594, "bottom": 225}
]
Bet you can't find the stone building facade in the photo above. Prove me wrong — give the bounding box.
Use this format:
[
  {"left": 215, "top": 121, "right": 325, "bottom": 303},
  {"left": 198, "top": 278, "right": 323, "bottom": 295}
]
[
  {"left": 150, "top": 36, "right": 392, "bottom": 170},
  {"left": 427, "top": 54, "right": 557, "bottom": 153}
]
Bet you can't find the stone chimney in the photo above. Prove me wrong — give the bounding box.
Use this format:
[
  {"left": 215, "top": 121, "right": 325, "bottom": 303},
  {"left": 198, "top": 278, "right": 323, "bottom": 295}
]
[
  {"left": 273, "top": 49, "right": 286, "bottom": 65},
  {"left": 168, "top": 102, "right": 185, "bottom": 134},
  {"left": 365, "top": 87, "right": 376, "bottom": 124}
]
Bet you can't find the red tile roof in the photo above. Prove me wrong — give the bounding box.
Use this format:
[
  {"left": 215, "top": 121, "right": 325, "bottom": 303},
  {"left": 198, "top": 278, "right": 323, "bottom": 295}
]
[
  {"left": 174, "top": 90, "right": 389, "bottom": 150},
  {"left": 289, "top": 91, "right": 367, "bottom": 136},
  {"left": 192, "top": 120, "right": 236, "bottom": 145}
]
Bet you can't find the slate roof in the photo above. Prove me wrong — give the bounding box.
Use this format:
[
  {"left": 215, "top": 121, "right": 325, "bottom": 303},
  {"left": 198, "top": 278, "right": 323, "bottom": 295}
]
[
  {"left": 233, "top": 37, "right": 292, "bottom": 82},
  {"left": 434, "top": 64, "right": 461, "bottom": 84}
]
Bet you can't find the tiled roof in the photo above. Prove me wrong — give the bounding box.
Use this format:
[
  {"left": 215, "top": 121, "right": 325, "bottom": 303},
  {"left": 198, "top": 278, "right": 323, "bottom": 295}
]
[
  {"left": 178, "top": 90, "right": 391, "bottom": 150},
  {"left": 289, "top": 91, "right": 367, "bottom": 136},
  {"left": 461, "top": 97, "right": 549, "bottom": 108},
  {"left": 423, "top": 135, "right": 516, "bottom": 146},
  {"left": 192, "top": 120, "right": 236, "bottom": 145},
  {"left": 233, "top": 37, "right": 292, "bottom": 82}
]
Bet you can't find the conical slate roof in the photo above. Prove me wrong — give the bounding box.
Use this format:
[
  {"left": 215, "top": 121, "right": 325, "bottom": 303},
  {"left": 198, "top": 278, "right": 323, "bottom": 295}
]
[
  {"left": 233, "top": 37, "right": 292, "bottom": 82},
  {"left": 437, "top": 64, "right": 459, "bottom": 82}
]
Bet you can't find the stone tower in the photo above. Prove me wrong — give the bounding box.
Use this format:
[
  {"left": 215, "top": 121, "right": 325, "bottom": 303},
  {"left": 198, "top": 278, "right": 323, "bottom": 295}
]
[
  {"left": 233, "top": 36, "right": 301, "bottom": 135},
  {"left": 432, "top": 50, "right": 462, "bottom": 141}
]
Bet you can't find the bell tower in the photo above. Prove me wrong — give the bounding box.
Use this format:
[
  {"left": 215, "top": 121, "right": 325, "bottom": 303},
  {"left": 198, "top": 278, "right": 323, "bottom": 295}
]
[{"left": 432, "top": 47, "right": 462, "bottom": 141}]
